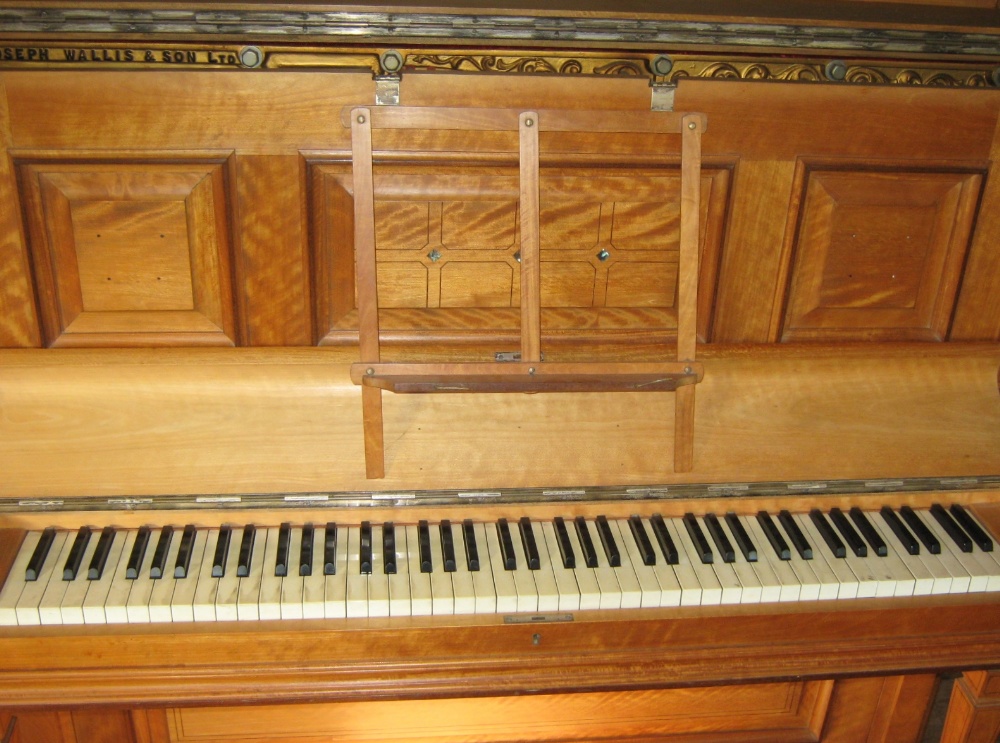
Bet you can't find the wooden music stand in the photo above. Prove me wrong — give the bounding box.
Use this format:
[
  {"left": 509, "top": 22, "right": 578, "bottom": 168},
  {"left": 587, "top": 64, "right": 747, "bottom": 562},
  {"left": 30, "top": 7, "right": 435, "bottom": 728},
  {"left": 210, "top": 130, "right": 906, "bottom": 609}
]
[{"left": 344, "top": 106, "right": 706, "bottom": 479}]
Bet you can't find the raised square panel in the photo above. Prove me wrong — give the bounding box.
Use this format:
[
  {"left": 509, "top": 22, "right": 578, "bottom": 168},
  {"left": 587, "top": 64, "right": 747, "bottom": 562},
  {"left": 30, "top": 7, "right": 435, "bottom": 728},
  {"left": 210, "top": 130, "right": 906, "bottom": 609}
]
[
  {"left": 18, "top": 157, "right": 237, "bottom": 347},
  {"left": 782, "top": 165, "right": 983, "bottom": 342}
]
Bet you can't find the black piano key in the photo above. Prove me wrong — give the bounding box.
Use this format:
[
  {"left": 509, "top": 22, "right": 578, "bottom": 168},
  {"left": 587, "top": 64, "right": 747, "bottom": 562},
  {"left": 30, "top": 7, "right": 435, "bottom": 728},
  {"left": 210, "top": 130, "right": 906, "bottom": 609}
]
[
  {"left": 383, "top": 522, "right": 397, "bottom": 574},
  {"left": 149, "top": 525, "right": 174, "bottom": 579},
  {"left": 63, "top": 526, "right": 92, "bottom": 581},
  {"left": 174, "top": 524, "right": 196, "bottom": 579},
  {"left": 236, "top": 524, "right": 256, "bottom": 578},
  {"left": 595, "top": 515, "right": 621, "bottom": 568},
  {"left": 900, "top": 506, "right": 940, "bottom": 554},
  {"left": 87, "top": 526, "right": 116, "bottom": 581},
  {"left": 440, "top": 520, "right": 457, "bottom": 572},
  {"left": 418, "top": 520, "right": 433, "bottom": 573},
  {"left": 829, "top": 508, "right": 867, "bottom": 557},
  {"left": 931, "top": 504, "right": 973, "bottom": 553},
  {"left": 519, "top": 517, "right": 541, "bottom": 570},
  {"left": 628, "top": 515, "right": 656, "bottom": 567},
  {"left": 849, "top": 508, "right": 887, "bottom": 557},
  {"left": 301, "top": 523, "right": 316, "bottom": 576},
  {"left": 462, "top": 519, "right": 480, "bottom": 572},
  {"left": 322, "top": 523, "right": 336, "bottom": 576},
  {"left": 649, "top": 514, "right": 678, "bottom": 565},
  {"left": 574, "top": 516, "right": 599, "bottom": 568},
  {"left": 25, "top": 526, "right": 56, "bottom": 582},
  {"left": 756, "top": 512, "right": 791, "bottom": 561},
  {"left": 497, "top": 518, "right": 517, "bottom": 571},
  {"left": 125, "top": 526, "right": 153, "bottom": 580},
  {"left": 880, "top": 506, "right": 919, "bottom": 555},
  {"left": 683, "top": 513, "right": 713, "bottom": 564},
  {"left": 359, "top": 521, "right": 373, "bottom": 575},
  {"left": 275, "top": 522, "right": 291, "bottom": 577},
  {"left": 724, "top": 513, "right": 757, "bottom": 562},
  {"left": 778, "top": 510, "right": 812, "bottom": 560},
  {"left": 949, "top": 504, "right": 993, "bottom": 552},
  {"left": 553, "top": 517, "right": 576, "bottom": 569},
  {"left": 704, "top": 513, "right": 735, "bottom": 563},
  {"left": 809, "top": 509, "right": 846, "bottom": 558},
  {"left": 211, "top": 525, "right": 232, "bottom": 578}
]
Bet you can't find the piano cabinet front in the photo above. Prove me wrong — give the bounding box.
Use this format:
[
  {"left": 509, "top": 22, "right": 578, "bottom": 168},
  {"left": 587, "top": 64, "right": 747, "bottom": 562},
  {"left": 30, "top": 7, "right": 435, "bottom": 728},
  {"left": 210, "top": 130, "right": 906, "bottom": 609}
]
[{"left": 0, "top": 676, "right": 948, "bottom": 743}]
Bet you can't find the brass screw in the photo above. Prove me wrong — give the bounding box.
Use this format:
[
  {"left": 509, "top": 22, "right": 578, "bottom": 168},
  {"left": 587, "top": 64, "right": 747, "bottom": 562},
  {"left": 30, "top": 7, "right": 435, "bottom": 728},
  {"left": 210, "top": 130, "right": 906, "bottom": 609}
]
[
  {"left": 366, "top": 367, "right": 375, "bottom": 375},
  {"left": 688, "top": 121, "right": 697, "bottom": 130},
  {"left": 525, "top": 118, "right": 534, "bottom": 127},
  {"left": 357, "top": 114, "right": 366, "bottom": 124}
]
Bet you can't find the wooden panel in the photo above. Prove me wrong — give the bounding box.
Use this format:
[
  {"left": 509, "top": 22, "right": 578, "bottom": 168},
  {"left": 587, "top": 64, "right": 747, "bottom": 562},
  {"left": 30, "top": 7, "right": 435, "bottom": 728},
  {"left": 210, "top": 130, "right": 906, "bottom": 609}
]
[
  {"left": 952, "top": 113, "right": 1000, "bottom": 341},
  {"left": 69, "top": 710, "right": 136, "bottom": 743},
  {"left": 2, "top": 71, "right": 372, "bottom": 154},
  {"left": 165, "top": 682, "right": 831, "bottom": 742},
  {"left": 311, "top": 161, "right": 729, "bottom": 346},
  {"left": 0, "top": 345, "right": 996, "bottom": 496},
  {"left": 780, "top": 165, "right": 983, "bottom": 342},
  {"left": 0, "top": 711, "right": 71, "bottom": 743},
  {"left": 17, "top": 157, "right": 237, "bottom": 347},
  {"left": 0, "top": 80, "right": 40, "bottom": 348},
  {"left": 233, "top": 155, "right": 312, "bottom": 345},
  {"left": 941, "top": 671, "right": 1000, "bottom": 743}
]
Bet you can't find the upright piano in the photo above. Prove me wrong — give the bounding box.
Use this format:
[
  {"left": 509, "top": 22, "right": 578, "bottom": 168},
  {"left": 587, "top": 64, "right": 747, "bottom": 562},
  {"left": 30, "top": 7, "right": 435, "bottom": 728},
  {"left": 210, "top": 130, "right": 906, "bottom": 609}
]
[{"left": 1, "top": 0, "right": 1000, "bottom": 741}]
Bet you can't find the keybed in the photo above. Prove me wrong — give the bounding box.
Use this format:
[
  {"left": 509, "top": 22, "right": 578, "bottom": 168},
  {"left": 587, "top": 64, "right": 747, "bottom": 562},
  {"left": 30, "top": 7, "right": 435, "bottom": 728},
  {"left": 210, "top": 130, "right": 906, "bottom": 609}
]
[{"left": 0, "top": 504, "right": 997, "bottom": 627}]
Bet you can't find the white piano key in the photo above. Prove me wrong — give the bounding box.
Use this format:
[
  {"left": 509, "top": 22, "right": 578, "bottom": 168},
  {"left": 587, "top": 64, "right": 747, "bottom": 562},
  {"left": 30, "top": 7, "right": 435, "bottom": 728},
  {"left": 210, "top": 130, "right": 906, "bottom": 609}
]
[
  {"left": 367, "top": 525, "right": 390, "bottom": 618},
  {"left": 797, "top": 515, "right": 859, "bottom": 600},
  {"left": 148, "top": 530, "right": 184, "bottom": 623},
  {"left": 279, "top": 527, "right": 305, "bottom": 620},
  {"left": 659, "top": 518, "right": 704, "bottom": 607},
  {"left": 16, "top": 531, "right": 70, "bottom": 626},
  {"left": 257, "top": 527, "right": 283, "bottom": 621},
  {"left": 502, "top": 522, "right": 538, "bottom": 613},
  {"left": 743, "top": 517, "right": 799, "bottom": 602},
  {"left": 387, "top": 525, "right": 411, "bottom": 617},
  {"left": 735, "top": 516, "right": 781, "bottom": 603},
  {"left": 38, "top": 532, "right": 82, "bottom": 625},
  {"left": 404, "top": 525, "right": 433, "bottom": 616},
  {"left": 300, "top": 528, "right": 325, "bottom": 619},
  {"left": 540, "top": 522, "right": 581, "bottom": 612},
  {"left": 719, "top": 519, "right": 762, "bottom": 604},
  {"left": 920, "top": 512, "right": 990, "bottom": 593},
  {"left": 236, "top": 527, "right": 267, "bottom": 621},
  {"left": 0, "top": 531, "right": 40, "bottom": 626},
  {"left": 794, "top": 514, "right": 848, "bottom": 601},
  {"left": 126, "top": 528, "right": 161, "bottom": 624},
  {"left": 578, "top": 518, "right": 624, "bottom": 610},
  {"left": 345, "top": 526, "right": 368, "bottom": 618},
  {"left": 484, "top": 521, "right": 518, "bottom": 613},
  {"left": 594, "top": 519, "right": 642, "bottom": 609},
  {"left": 170, "top": 529, "right": 208, "bottom": 623},
  {"left": 469, "top": 523, "right": 497, "bottom": 614},
  {"left": 562, "top": 521, "right": 602, "bottom": 610},
  {"left": 103, "top": 531, "right": 140, "bottom": 624},
  {"left": 192, "top": 529, "right": 222, "bottom": 622},
  {"left": 446, "top": 523, "right": 477, "bottom": 615},
  {"left": 776, "top": 523, "right": 821, "bottom": 602},
  {"left": 955, "top": 510, "right": 1000, "bottom": 591},
  {"left": 530, "top": 522, "right": 562, "bottom": 613},
  {"left": 634, "top": 517, "right": 683, "bottom": 608},
  {"left": 614, "top": 519, "right": 662, "bottom": 608},
  {"left": 698, "top": 517, "right": 743, "bottom": 605},
  {"left": 671, "top": 517, "right": 722, "bottom": 606},
  {"left": 428, "top": 522, "right": 455, "bottom": 615},
  {"left": 58, "top": 532, "right": 102, "bottom": 625},
  {"left": 214, "top": 528, "right": 243, "bottom": 622},
  {"left": 323, "top": 525, "right": 349, "bottom": 619}
]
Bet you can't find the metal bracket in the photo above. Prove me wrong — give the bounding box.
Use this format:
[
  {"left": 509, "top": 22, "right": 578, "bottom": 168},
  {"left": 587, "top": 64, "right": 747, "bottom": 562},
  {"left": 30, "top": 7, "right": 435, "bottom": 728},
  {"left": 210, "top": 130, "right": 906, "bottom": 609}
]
[
  {"left": 650, "top": 83, "right": 676, "bottom": 112},
  {"left": 375, "top": 76, "right": 400, "bottom": 105}
]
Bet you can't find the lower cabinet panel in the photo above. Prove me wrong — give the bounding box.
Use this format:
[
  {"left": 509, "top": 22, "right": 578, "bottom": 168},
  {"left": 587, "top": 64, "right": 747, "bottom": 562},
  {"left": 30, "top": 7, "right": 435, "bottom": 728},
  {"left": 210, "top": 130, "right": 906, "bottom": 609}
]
[{"left": 165, "top": 680, "right": 830, "bottom": 743}]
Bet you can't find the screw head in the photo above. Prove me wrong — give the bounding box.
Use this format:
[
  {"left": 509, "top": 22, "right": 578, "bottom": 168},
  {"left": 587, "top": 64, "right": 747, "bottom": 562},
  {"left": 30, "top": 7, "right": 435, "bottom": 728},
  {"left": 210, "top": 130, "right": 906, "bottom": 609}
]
[
  {"left": 357, "top": 114, "right": 366, "bottom": 124},
  {"left": 366, "top": 367, "right": 375, "bottom": 376},
  {"left": 596, "top": 248, "right": 610, "bottom": 262},
  {"left": 524, "top": 118, "right": 534, "bottom": 127}
]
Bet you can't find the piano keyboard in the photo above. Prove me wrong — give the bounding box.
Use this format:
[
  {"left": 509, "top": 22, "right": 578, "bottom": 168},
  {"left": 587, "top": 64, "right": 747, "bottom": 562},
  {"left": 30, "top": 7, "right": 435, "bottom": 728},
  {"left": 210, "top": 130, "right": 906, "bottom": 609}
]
[{"left": 1, "top": 504, "right": 997, "bottom": 626}]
